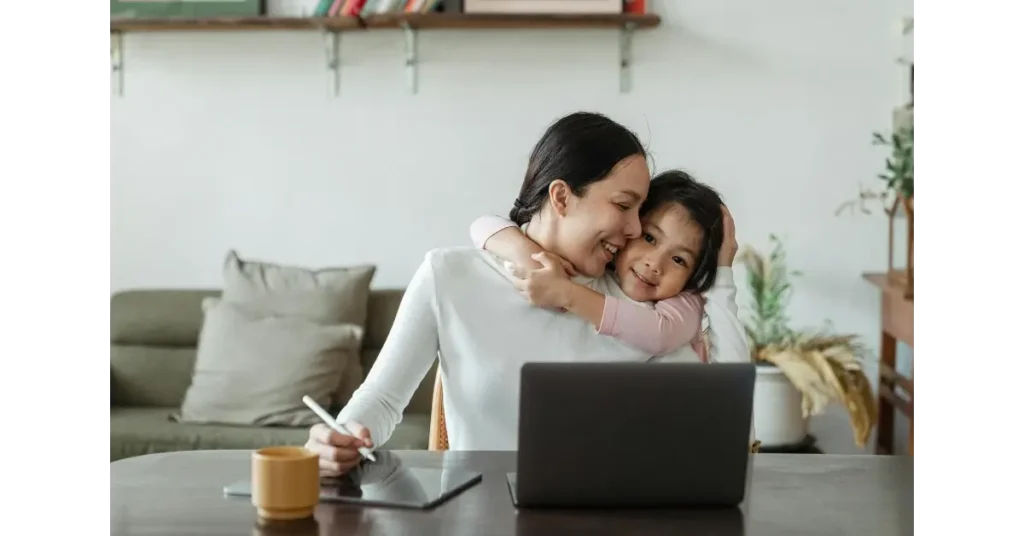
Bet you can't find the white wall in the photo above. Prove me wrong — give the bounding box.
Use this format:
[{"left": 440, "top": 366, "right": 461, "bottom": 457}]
[{"left": 111, "top": 0, "right": 910, "bottom": 356}]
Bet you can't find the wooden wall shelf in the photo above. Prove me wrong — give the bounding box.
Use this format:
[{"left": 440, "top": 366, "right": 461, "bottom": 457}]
[
  {"left": 110, "top": 16, "right": 361, "bottom": 33},
  {"left": 109, "top": 13, "right": 660, "bottom": 33},
  {"left": 360, "top": 13, "right": 661, "bottom": 30},
  {"left": 109, "top": 13, "right": 660, "bottom": 96}
]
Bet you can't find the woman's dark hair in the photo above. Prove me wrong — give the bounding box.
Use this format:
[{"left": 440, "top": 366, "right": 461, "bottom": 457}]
[
  {"left": 640, "top": 170, "right": 726, "bottom": 294},
  {"left": 510, "top": 112, "right": 647, "bottom": 225}
]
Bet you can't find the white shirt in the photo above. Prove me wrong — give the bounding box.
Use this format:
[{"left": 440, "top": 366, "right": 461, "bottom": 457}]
[{"left": 336, "top": 247, "right": 751, "bottom": 450}]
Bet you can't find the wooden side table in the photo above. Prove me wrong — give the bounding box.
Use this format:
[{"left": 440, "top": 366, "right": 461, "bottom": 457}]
[{"left": 863, "top": 273, "right": 914, "bottom": 455}]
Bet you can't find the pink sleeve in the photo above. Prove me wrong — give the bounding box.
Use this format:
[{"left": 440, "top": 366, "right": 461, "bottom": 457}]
[
  {"left": 597, "top": 293, "right": 703, "bottom": 356},
  {"left": 469, "top": 215, "right": 517, "bottom": 249}
]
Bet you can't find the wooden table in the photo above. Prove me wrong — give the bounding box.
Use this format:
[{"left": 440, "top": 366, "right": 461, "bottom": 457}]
[
  {"left": 864, "top": 273, "right": 915, "bottom": 455},
  {"left": 111, "top": 450, "right": 913, "bottom": 535}
]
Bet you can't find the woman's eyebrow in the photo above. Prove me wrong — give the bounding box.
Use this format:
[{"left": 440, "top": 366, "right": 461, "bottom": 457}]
[{"left": 616, "top": 189, "right": 644, "bottom": 202}]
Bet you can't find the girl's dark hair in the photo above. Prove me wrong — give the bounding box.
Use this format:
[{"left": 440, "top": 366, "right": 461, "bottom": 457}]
[
  {"left": 640, "top": 170, "right": 726, "bottom": 294},
  {"left": 510, "top": 112, "right": 647, "bottom": 226}
]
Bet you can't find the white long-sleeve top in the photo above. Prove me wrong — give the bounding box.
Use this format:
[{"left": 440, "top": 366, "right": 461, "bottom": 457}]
[{"left": 336, "top": 247, "right": 751, "bottom": 451}]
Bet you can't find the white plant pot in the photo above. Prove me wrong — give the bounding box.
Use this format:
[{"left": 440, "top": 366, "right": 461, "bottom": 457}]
[{"left": 753, "top": 365, "right": 808, "bottom": 448}]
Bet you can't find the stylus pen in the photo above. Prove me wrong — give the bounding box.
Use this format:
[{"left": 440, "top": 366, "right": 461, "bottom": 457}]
[{"left": 302, "top": 395, "right": 377, "bottom": 462}]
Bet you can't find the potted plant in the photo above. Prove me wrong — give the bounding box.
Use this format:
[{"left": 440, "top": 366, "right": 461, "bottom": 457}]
[
  {"left": 739, "top": 235, "right": 878, "bottom": 448},
  {"left": 834, "top": 103, "right": 914, "bottom": 297}
]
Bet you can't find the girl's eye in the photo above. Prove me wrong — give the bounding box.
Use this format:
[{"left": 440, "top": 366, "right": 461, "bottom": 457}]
[
  {"left": 643, "top": 233, "right": 655, "bottom": 244},
  {"left": 673, "top": 256, "right": 688, "bottom": 267},
  {"left": 617, "top": 203, "right": 631, "bottom": 211}
]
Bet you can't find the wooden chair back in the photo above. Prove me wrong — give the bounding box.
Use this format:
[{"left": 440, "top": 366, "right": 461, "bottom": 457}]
[{"left": 428, "top": 368, "right": 448, "bottom": 451}]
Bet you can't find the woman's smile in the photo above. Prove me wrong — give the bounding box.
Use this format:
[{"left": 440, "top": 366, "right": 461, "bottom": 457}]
[{"left": 600, "top": 241, "right": 621, "bottom": 263}]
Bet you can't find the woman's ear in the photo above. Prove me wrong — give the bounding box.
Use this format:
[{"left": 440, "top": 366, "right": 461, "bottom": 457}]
[{"left": 548, "top": 179, "right": 572, "bottom": 217}]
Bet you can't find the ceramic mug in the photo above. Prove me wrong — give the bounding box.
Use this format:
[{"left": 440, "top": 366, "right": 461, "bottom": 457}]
[{"left": 251, "top": 446, "right": 320, "bottom": 521}]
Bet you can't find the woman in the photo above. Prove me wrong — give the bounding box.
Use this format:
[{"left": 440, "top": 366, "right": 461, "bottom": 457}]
[{"left": 305, "top": 112, "right": 747, "bottom": 475}]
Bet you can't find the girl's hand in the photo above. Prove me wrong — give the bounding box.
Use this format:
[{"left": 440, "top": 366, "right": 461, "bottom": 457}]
[
  {"left": 718, "top": 205, "right": 738, "bottom": 267},
  {"left": 508, "top": 252, "right": 575, "bottom": 310},
  {"left": 556, "top": 255, "right": 578, "bottom": 277}
]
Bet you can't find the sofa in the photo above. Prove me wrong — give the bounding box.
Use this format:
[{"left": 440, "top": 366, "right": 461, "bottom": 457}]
[{"left": 110, "top": 287, "right": 438, "bottom": 462}]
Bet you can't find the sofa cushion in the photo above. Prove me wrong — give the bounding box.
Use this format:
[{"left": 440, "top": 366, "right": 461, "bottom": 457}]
[
  {"left": 220, "top": 250, "right": 376, "bottom": 404},
  {"left": 111, "top": 407, "right": 429, "bottom": 461},
  {"left": 111, "top": 290, "right": 220, "bottom": 347},
  {"left": 111, "top": 346, "right": 197, "bottom": 407},
  {"left": 364, "top": 289, "right": 404, "bottom": 350},
  {"left": 175, "top": 298, "right": 362, "bottom": 427},
  {"left": 221, "top": 250, "right": 376, "bottom": 327}
]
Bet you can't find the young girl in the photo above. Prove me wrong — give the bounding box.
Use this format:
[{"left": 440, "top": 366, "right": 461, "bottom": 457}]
[{"left": 470, "top": 170, "right": 735, "bottom": 360}]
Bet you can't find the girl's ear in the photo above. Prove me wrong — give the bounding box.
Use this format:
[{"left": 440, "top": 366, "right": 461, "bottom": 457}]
[{"left": 548, "top": 179, "right": 571, "bottom": 217}]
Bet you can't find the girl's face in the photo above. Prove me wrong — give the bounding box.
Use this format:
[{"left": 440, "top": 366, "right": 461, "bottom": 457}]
[{"left": 613, "top": 202, "right": 705, "bottom": 302}]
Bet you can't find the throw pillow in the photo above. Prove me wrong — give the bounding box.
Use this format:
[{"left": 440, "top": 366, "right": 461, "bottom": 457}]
[
  {"left": 174, "top": 298, "right": 363, "bottom": 427},
  {"left": 220, "top": 250, "right": 376, "bottom": 327},
  {"left": 218, "top": 250, "right": 376, "bottom": 404}
]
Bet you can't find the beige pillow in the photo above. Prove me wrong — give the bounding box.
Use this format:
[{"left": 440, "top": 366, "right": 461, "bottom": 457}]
[
  {"left": 220, "top": 250, "right": 376, "bottom": 327},
  {"left": 219, "top": 250, "right": 375, "bottom": 405},
  {"left": 174, "top": 298, "right": 363, "bottom": 427}
]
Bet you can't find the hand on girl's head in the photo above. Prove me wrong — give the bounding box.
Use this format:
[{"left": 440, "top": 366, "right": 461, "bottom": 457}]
[{"left": 717, "top": 205, "right": 738, "bottom": 267}]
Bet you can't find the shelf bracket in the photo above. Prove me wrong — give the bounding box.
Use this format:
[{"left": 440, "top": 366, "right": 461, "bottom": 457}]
[
  {"left": 111, "top": 32, "right": 124, "bottom": 96},
  {"left": 401, "top": 22, "right": 419, "bottom": 94},
  {"left": 618, "top": 22, "right": 636, "bottom": 94},
  {"left": 324, "top": 31, "right": 341, "bottom": 96}
]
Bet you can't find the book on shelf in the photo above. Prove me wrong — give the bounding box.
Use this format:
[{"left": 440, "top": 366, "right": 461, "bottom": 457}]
[
  {"left": 464, "top": 0, "right": 621, "bottom": 14},
  {"left": 111, "top": 0, "right": 266, "bottom": 19},
  {"left": 624, "top": 0, "right": 646, "bottom": 14},
  {"left": 112, "top": 0, "right": 650, "bottom": 21},
  {"left": 318, "top": 0, "right": 451, "bottom": 16}
]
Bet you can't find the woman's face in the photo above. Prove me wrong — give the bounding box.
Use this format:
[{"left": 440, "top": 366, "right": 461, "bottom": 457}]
[
  {"left": 613, "top": 202, "right": 705, "bottom": 302},
  {"left": 553, "top": 154, "right": 651, "bottom": 278}
]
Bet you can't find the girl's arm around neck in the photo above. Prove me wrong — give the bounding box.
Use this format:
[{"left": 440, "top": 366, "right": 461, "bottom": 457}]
[
  {"left": 470, "top": 215, "right": 517, "bottom": 249},
  {"left": 335, "top": 252, "right": 443, "bottom": 447},
  {"left": 469, "top": 215, "right": 544, "bottom": 270},
  {"left": 562, "top": 283, "right": 608, "bottom": 328},
  {"left": 596, "top": 293, "right": 703, "bottom": 356}
]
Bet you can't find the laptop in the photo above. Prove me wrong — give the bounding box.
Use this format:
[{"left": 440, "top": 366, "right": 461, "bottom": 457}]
[{"left": 507, "top": 361, "right": 756, "bottom": 509}]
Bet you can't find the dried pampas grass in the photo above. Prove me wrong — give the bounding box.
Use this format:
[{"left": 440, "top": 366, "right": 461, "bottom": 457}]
[
  {"left": 741, "top": 236, "right": 878, "bottom": 448},
  {"left": 756, "top": 333, "right": 878, "bottom": 447}
]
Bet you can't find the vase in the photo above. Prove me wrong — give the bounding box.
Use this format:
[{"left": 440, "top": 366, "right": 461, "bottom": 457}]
[
  {"left": 753, "top": 365, "right": 808, "bottom": 447},
  {"left": 886, "top": 194, "right": 914, "bottom": 299}
]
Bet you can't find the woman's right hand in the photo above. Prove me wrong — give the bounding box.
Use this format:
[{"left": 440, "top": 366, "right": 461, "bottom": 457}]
[
  {"left": 303, "top": 422, "right": 374, "bottom": 476},
  {"left": 718, "top": 205, "right": 738, "bottom": 267}
]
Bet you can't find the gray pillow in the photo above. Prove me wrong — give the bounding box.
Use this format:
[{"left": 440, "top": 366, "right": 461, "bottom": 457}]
[{"left": 174, "top": 298, "right": 363, "bottom": 427}]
